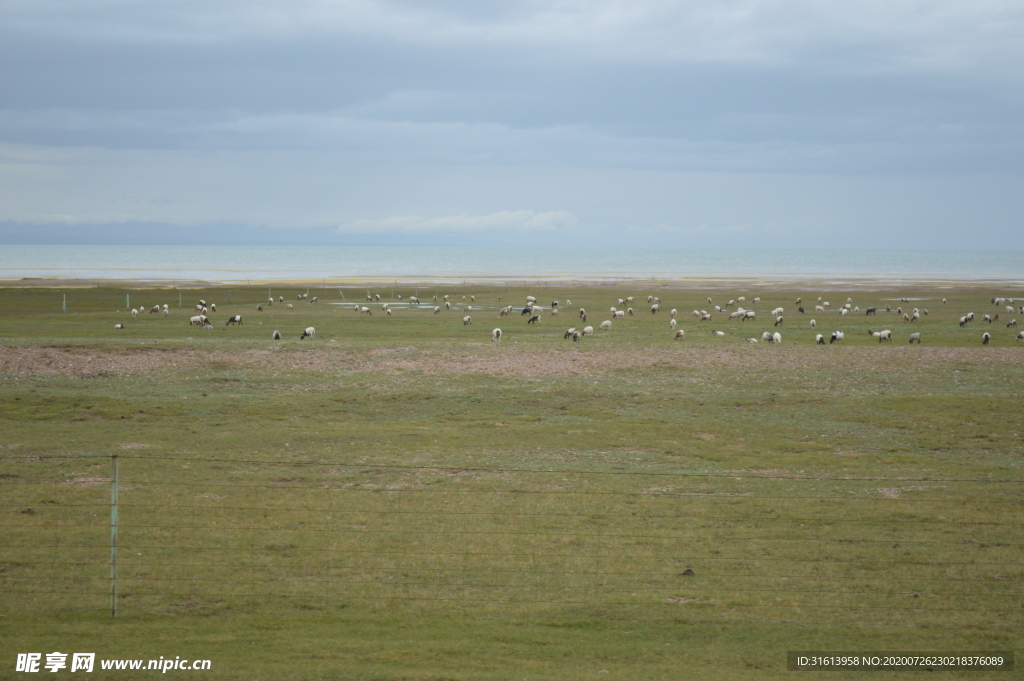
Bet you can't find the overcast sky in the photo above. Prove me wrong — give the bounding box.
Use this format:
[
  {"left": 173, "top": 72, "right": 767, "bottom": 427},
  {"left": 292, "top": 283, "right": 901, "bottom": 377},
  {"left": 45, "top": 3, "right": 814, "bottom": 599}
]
[{"left": 1, "top": 0, "right": 1022, "bottom": 248}]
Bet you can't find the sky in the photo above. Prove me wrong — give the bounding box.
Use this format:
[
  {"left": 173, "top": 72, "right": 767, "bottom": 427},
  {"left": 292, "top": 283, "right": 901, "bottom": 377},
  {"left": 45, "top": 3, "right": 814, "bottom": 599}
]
[{"left": 1, "top": 0, "right": 1022, "bottom": 248}]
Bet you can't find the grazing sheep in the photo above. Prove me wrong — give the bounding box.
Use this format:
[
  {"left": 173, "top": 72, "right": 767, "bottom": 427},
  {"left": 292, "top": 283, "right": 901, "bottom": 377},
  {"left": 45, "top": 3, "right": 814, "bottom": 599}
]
[
  {"left": 798, "top": 307, "right": 805, "bottom": 314},
  {"left": 199, "top": 299, "right": 206, "bottom": 306},
  {"left": 614, "top": 310, "right": 625, "bottom": 319},
  {"left": 627, "top": 307, "right": 634, "bottom": 316},
  {"left": 1017, "top": 331, "right": 1024, "bottom": 341},
  {"left": 226, "top": 315, "right": 242, "bottom": 326},
  {"left": 795, "top": 297, "right": 802, "bottom": 304},
  {"left": 279, "top": 296, "right": 284, "bottom": 303},
  {"left": 743, "top": 311, "right": 755, "bottom": 321},
  {"left": 1008, "top": 306, "right": 1015, "bottom": 314},
  {"left": 409, "top": 296, "right": 419, "bottom": 304},
  {"left": 714, "top": 305, "right": 721, "bottom": 312},
  {"left": 386, "top": 309, "right": 392, "bottom": 316},
  {"left": 909, "top": 332, "right": 921, "bottom": 344},
  {"left": 286, "top": 303, "right": 294, "bottom": 310},
  {"left": 526, "top": 315, "right": 540, "bottom": 325},
  {"left": 967, "top": 312, "right": 975, "bottom": 321},
  {"left": 810, "top": 319, "right": 816, "bottom": 328},
  {"left": 617, "top": 298, "right": 625, "bottom": 306},
  {"left": 189, "top": 315, "right": 204, "bottom": 326},
  {"left": 610, "top": 306, "right": 617, "bottom": 314},
  {"left": 268, "top": 297, "right": 274, "bottom": 305},
  {"left": 669, "top": 308, "right": 678, "bottom": 319},
  {"left": 982, "top": 332, "right": 991, "bottom": 345},
  {"left": 600, "top": 320, "right": 612, "bottom": 331},
  {"left": 200, "top": 306, "right": 208, "bottom": 315},
  {"left": 131, "top": 308, "right": 138, "bottom": 319},
  {"left": 464, "top": 315, "right": 473, "bottom": 325},
  {"left": 815, "top": 305, "right": 825, "bottom": 313},
  {"left": 149, "top": 306, "right": 160, "bottom": 314},
  {"left": 983, "top": 314, "right": 992, "bottom": 323},
  {"left": 434, "top": 306, "right": 441, "bottom": 315},
  {"left": 464, "top": 305, "right": 472, "bottom": 312},
  {"left": 551, "top": 308, "right": 559, "bottom": 316},
  {"left": 774, "top": 316, "right": 783, "bottom": 327},
  {"left": 959, "top": 316, "right": 968, "bottom": 327},
  {"left": 526, "top": 296, "right": 536, "bottom": 303},
  {"left": 300, "top": 327, "right": 315, "bottom": 339},
  {"left": 823, "top": 302, "right": 831, "bottom": 309},
  {"left": 210, "top": 303, "right": 216, "bottom": 312},
  {"left": 712, "top": 330, "right": 725, "bottom": 337},
  {"left": 865, "top": 307, "right": 876, "bottom": 315},
  {"left": 566, "top": 299, "right": 571, "bottom": 306},
  {"left": 674, "top": 329, "right": 685, "bottom": 340},
  {"left": 564, "top": 327, "right": 578, "bottom": 339},
  {"left": 738, "top": 297, "right": 746, "bottom": 302},
  {"left": 375, "top": 294, "right": 381, "bottom": 301},
  {"left": 310, "top": 297, "right": 317, "bottom": 304},
  {"left": 771, "top": 307, "right": 783, "bottom": 318},
  {"left": 943, "top": 298, "right": 947, "bottom": 304},
  {"left": 761, "top": 331, "right": 773, "bottom": 342},
  {"left": 203, "top": 324, "right": 213, "bottom": 330},
  {"left": 579, "top": 308, "right": 586, "bottom": 319},
  {"left": 772, "top": 332, "right": 782, "bottom": 344},
  {"left": 753, "top": 297, "right": 760, "bottom": 303},
  {"left": 582, "top": 326, "right": 594, "bottom": 336},
  {"left": 114, "top": 323, "right": 124, "bottom": 329},
  {"left": 162, "top": 308, "right": 168, "bottom": 317},
  {"left": 492, "top": 328, "right": 502, "bottom": 342},
  {"left": 272, "top": 330, "right": 281, "bottom": 339},
  {"left": 257, "top": 304, "right": 263, "bottom": 311},
  {"left": 1008, "top": 319, "right": 1018, "bottom": 328},
  {"left": 692, "top": 309, "right": 701, "bottom": 318},
  {"left": 470, "top": 296, "right": 476, "bottom": 302},
  {"left": 670, "top": 319, "right": 677, "bottom": 329},
  {"left": 903, "top": 313, "right": 910, "bottom": 322},
  {"left": 445, "top": 302, "right": 452, "bottom": 310},
  {"left": 879, "top": 330, "right": 892, "bottom": 343},
  {"left": 830, "top": 331, "right": 844, "bottom": 344},
  {"left": 624, "top": 297, "right": 632, "bottom": 304},
  {"left": 815, "top": 334, "right": 825, "bottom": 344},
  {"left": 840, "top": 309, "right": 848, "bottom": 316}
]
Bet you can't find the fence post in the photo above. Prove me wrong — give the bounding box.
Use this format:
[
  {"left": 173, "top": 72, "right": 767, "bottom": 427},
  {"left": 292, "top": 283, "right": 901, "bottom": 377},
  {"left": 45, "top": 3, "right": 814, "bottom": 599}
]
[
  {"left": 62, "top": 294, "right": 66, "bottom": 314},
  {"left": 110, "top": 454, "right": 119, "bottom": 617},
  {"left": 125, "top": 294, "right": 130, "bottom": 311}
]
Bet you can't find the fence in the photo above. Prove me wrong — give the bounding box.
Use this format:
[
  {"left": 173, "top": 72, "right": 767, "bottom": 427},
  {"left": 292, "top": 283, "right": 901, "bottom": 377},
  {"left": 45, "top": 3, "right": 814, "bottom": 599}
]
[{"left": 2, "top": 453, "right": 1022, "bottom": 625}]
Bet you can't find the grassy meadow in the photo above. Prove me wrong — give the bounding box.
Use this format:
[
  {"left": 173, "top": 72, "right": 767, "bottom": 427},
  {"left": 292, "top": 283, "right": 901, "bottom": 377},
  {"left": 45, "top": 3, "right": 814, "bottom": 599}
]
[{"left": 1, "top": 281, "right": 1022, "bottom": 679}]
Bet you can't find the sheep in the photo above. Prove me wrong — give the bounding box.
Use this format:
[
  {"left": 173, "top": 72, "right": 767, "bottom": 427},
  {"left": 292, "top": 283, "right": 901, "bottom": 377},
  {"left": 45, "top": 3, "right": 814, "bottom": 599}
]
[
  {"left": 795, "top": 297, "right": 802, "bottom": 304},
  {"left": 943, "top": 298, "right": 947, "bottom": 304},
  {"left": 600, "top": 320, "right": 612, "bottom": 331},
  {"left": 729, "top": 311, "right": 744, "bottom": 320},
  {"left": 626, "top": 307, "right": 633, "bottom": 316},
  {"left": 162, "top": 304, "right": 168, "bottom": 311},
  {"left": 967, "top": 312, "right": 975, "bottom": 321},
  {"left": 564, "top": 327, "right": 577, "bottom": 339},
  {"left": 744, "top": 337, "right": 758, "bottom": 343},
  {"left": 909, "top": 332, "right": 921, "bottom": 344},
  {"left": 199, "top": 299, "right": 206, "bottom": 306},
  {"left": 114, "top": 323, "right": 124, "bottom": 329},
  {"left": 409, "top": 296, "right": 419, "bottom": 304},
  {"left": 712, "top": 330, "right": 725, "bottom": 337},
  {"left": 521, "top": 305, "right": 533, "bottom": 316},
  {"left": 285, "top": 303, "right": 294, "bottom": 310},
  {"left": 445, "top": 302, "right": 452, "bottom": 310},
  {"left": 903, "top": 313, "right": 910, "bottom": 322},
  {"left": 810, "top": 319, "right": 816, "bottom": 328},
  {"left": 360, "top": 306, "right": 371, "bottom": 315},
  {"left": 257, "top": 304, "right": 263, "bottom": 311},
  {"left": 149, "top": 306, "right": 160, "bottom": 314},
  {"left": 674, "top": 329, "right": 685, "bottom": 340},
  {"left": 434, "top": 306, "right": 442, "bottom": 315},
  {"left": 650, "top": 296, "right": 656, "bottom": 303},
  {"left": 815, "top": 334, "right": 825, "bottom": 345},
  {"left": 669, "top": 308, "right": 678, "bottom": 319},
  {"left": 201, "top": 306, "right": 208, "bottom": 315},
  {"left": 885, "top": 304, "right": 891, "bottom": 312},
  {"left": 566, "top": 299, "right": 572, "bottom": 306},
  {"left": 753, "top": 297, "right": 760, "bottom": 303},
  {"left": 131, "top": 308, "right": 138, "bottom": 319},
  {"left": 386, "top": 309, "right": 392, "bottom": 316},
  {"left": 714, "top": 305, "right": 721, "bottom": 312},
  {"left": 268, "top": 297, "right": 274, "bottom": 305},
  {"left": 743, "top": 311, "right": 755, "bottom": 321},
  {"left": 272, "top": 330, "right": 281, "bottom": 340},
  {"left": 911, "top": 311, "right": 920, "bottom": 322},
  {"left": 492, "top": 328, "right": 502, "bottom": 342},
  {"left": 738, "top": 296, "right": 746, "bottom": 303},
  {"left": 617, "top": 298, "right": 625, "bottom": 306},
  {"left": 210, "top": 303, "right": 216, "bottom": 312},
  {"left": 610, "top": 306, "right": 617, "bottom": 314},
  {"left": 1008, "top": 319, "right": 1018, "bottom": 328},
  {"left": 310, "top": 296, "right": 317, "bottom": 304},
  {"left": 772, "top": 332, "right": 782, "bottom": 344},
  {"left": 983, "top": 314, "right": 992, "bottom": 323},
  {"left": 189, "top": 315, "right": 204, "bottom": 326},
  {"left": 670, "top": 319, "right": 677, "bottom": 329},
  {"left": 866, "top": 307, "right": 876, "bottom": 315},
  {"left": 578, "top": 308, "right": 587, "bottom": 319},
  {"left": 798, "top": 306, "right": 805, "bottom": 314},
  {"left": 879, "top": 330, "right": 892, "bottom": 343},
  {"left": 464, "top": 315, "right": 473, "bottom": 325},
  {"left": 278, "top": 296, "right": 284, "bottom": 303},
  {"left": 774, "top": 316, "right": 783, "bottom": 327},
  {"left": 1009, "top": 306, "right": 1016, "bottom": 315},
  {"left": 526, "top": 315, "right": 540, "bottom": 325},
  {"left": 464, "top": 305, "right": 472, "bottom": 312},
  {"left": 375, "top": 294, "right": 381, "bottom": 301},
  {"left": 614, "top": 310, "right": 625, "bottom": 319},
  {"left": 470, "top": 296, "right": 476, "bottom": 302},
  {"left": 823, "top": 302, "right": 830, "bottom": 309},
  {"left": 1017, "top": 331, "right": 1024, "bottom": 342},
  {"left": 727, "top": 299, "right": 735, "bottom": 307},
  {"left": 162, "top": 309, "right": 168, "bottom": 317},
  {"left": 300, "top": 327, "right": 315, "bottom": 339},
  {"left": 840, "top": 309, "right": 848, "bottom": 317},
  {"left": 772, "top": 307, "right": 784, "bottom": 318},
  {"left": 761, "top": 331, "right": 773, "bottom": 342},
  {"left": 959, "top": 316, "right": 968, "bottom": 327},
  {"left": 815, "top": 305, "right": 825, "bottom": 313},
  {"left": 203, "top": 323, "right": 214, "bottom": 331},
  {"left": 830, "top": 331, "right": 844, "bottom": 344},
  {"left": 225, "top": 314, "right": 243, "bottom": 326},
  {"left": 982, "top": 332, "right": 991, "bottom": 345},
  {"left": 692, "top": 309, "right": 701, "bottom": 318},
  {"left": 701, "top": 313, "right": 711, "bottom": 321},
  {"left": 570, "top": 330, "right": 581, "bottom": 341},
  {"left": 705, "top": 297, "right": 711, "bottom": 304},
  {"left": 526, "top": 296, "right": 536, "bottom": 303},
  {"left": 582, "top": 326, "right": 594, "bottom": 336}
]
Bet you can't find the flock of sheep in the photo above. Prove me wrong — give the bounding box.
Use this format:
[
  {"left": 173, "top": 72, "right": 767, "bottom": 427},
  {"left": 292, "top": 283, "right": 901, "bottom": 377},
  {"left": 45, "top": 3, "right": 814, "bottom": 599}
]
[{"left": 113, "top": 290, "right": 1024, "bottom": 346}]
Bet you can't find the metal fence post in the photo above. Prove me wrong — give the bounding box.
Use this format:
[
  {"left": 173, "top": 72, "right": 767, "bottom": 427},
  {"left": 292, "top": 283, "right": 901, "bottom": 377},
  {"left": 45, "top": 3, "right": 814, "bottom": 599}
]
[{"left": 110, "top": 454, "right": 119, "bottom": 617}]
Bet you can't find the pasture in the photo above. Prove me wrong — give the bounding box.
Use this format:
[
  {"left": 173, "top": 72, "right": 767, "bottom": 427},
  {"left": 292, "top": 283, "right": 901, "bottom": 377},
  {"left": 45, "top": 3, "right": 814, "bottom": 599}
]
[{"left": 1, "top": 281, "right": 1022, "bottom": 679}]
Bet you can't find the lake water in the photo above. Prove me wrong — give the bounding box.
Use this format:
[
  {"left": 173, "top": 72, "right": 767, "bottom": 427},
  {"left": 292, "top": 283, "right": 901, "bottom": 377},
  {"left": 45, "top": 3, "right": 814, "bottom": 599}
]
[{"left": 1, "top": 245, "right": 1021, "bottom": 284}]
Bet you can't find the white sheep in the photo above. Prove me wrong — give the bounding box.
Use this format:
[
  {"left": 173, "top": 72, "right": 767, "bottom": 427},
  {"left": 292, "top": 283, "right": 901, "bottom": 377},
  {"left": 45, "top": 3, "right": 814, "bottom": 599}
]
[
  {"left": 670, "top": 308, "right": 677, "bottom": 318},
  {"left": 279, "top": 296, "right": 284, "bottom": 303},
  {"left": 1008, "top": 319, "right": 1018, "bottom": 328},
  {"left": 772, "top": 332, "right": 782, "bottom": 344},
  {"left": 463, "top": 315, "right": 472, "bottom": 325},
  {"left": 753, "top": 297, "right": 760, "bottom": 303},
  {"left": 410, "top": 296, "right": 420, "bottom": 304},
  {"left": 1017, "top": 331, "right": 1024, "bottom": 341},
  {"left": 670, "top": 319, "right": 677, "bottom": 328},
  {"left": 830, "top": 331, "right": 844, "bottom": 344},
  {"left": 714, "top": 305, "right": 721, "bottom": 312},
  {"left": 445, "top": 301, "right": 451, "bottom": 310},
  {"left": 300, "top": 327, "right": 315, "bottom": 339},
  {"left": 582, "top": 326, "right": 594, "bottom": 336},
  {"left": 744, "top": 311, "right": 755, "bottom": 321},
  {"left": 360, "top": 306, "right": 371, "bottom": 315},
  {"left": 674, "top": 329, "right": 685, "bottom": 340},
  {"left": 286, "top": 303, "right": 294, "bottom": 310},
  {"left": 310, "top": 297, "right": 317, "bottom": 304},
  {"left": 434, "top": 306, "right": 442, "bottom": 315},
  {"left": 909, "top": 332, "right": 921, "bottom": 344},
  {"left": 189, "top": 315, "right": 204, "bottom": 326},
  {"left": 272, "top": 330, "right": 281, "bottom": 339},
  {"left": 617, "top": 298, "right": 625, "bottom": 306},
  {"left": 526, "top": 296, "right": 536, "bottom": 303},
  {"left": 268, "top": 297, "right": 274, "bottom": 305},
  {"left": 815, "top": 305, "right": 825, "bottom": 312},
  {"left": 114, "top": 323, "right": 124, "bottom": 329},
  {"left": 226, "top": 315, "right": 242, "bottom": 326},
  {"left": 203, "top": 323, "right": 214, "bottom": 330},
  {"left": 815, "top": 333, "right": 825, "bottom": 344},
  {"left": 692, "top": 309, "right": 701, "bottom": 318},
  {"left": 131, "top": 308, "right": 138, "bottom": 319},
  {"left": 879, "top": 330, "right": 892, "bottom": 343},
  {"left": 761, "top": 331, "right": 773, "bottom": 342},
  {"left": 982, "top": 332, "right": 990, "bottom": 345},
  {"left": 810, "top": 319, "right": 816, "bottom": 328},
  {"left": 744, "top": 337, "right": 758, "bottom": 343},
  {"left": 600, "top": 320, "right": 612, "bottom": 331},
  {"left": 162, "top": 309, "right": 168, "bottom": 317},
  {"left": 614, "top": 310, "right": 625, "bottom": 319},
  {"left": 386, "top": 309, "right": 392, "bottom": 316},
  {"left": 610, "top": 306, "right": 617, "bottom": 314},
  {"left": 712, "top": 330, "right": 725, "bottom": 337},
  {"left": 211, "top": 303, "right": 216, "bottom": 312},
  {"left": 492, "top": 328, "right": 502, "bottom": 342},
  {"left": 738, "top": 297, "right": 746, "bottom": 302}
]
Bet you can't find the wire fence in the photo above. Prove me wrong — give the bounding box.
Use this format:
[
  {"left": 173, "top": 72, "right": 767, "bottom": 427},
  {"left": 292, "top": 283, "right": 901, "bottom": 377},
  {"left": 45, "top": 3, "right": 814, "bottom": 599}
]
[{"left": 2, "top": 454, "right": 1022, "bottom": 624}]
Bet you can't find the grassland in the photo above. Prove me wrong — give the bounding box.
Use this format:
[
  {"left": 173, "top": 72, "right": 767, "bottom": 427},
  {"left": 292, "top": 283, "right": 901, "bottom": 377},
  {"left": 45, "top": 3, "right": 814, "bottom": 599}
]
[{"left": 1, "top": 281, "right": 1023, "bottom": 679}]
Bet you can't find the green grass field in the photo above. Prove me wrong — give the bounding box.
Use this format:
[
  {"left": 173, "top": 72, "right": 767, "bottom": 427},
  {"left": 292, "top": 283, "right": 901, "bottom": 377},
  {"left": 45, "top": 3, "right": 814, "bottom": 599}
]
[{"left": 1, "top": 282, "right": 1022, "bottom": 679}]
